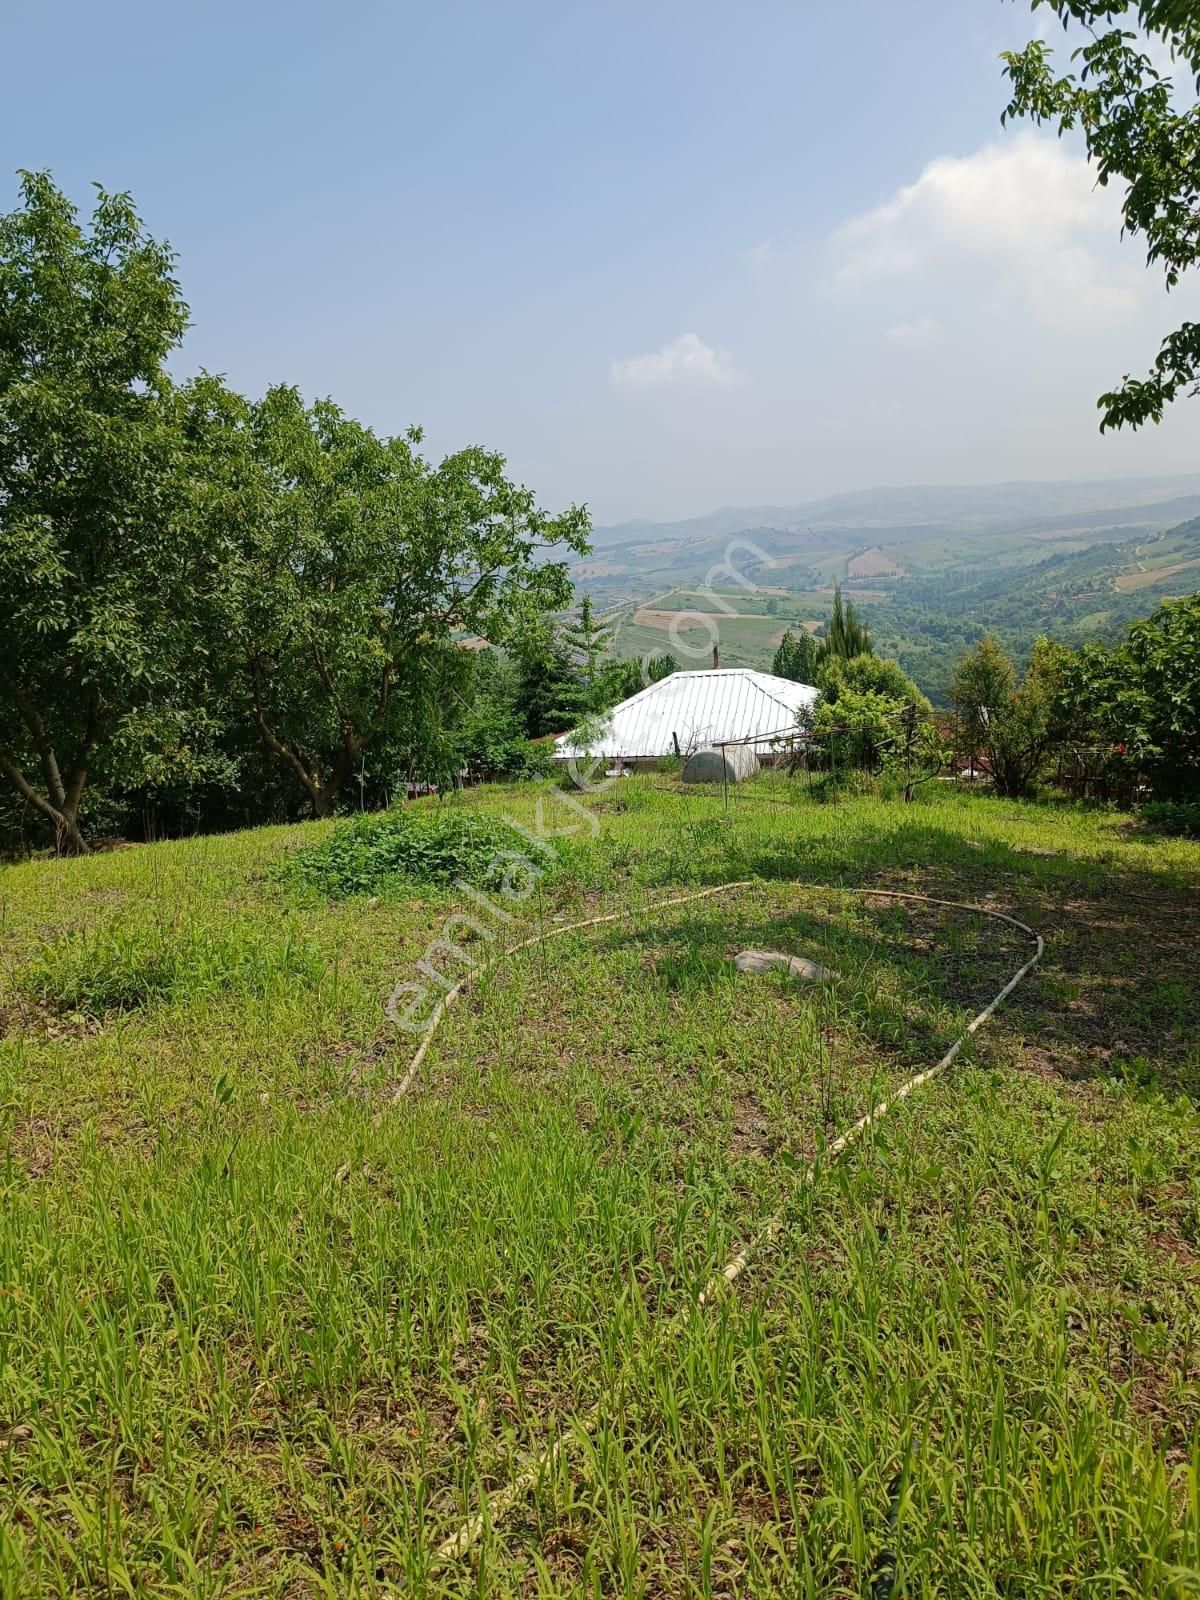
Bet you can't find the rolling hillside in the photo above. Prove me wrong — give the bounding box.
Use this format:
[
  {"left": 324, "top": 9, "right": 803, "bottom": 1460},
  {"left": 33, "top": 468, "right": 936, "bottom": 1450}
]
[
  {"left": 3, "top": 779, "right": 1197, "bottom": 1593},
  {"left": 579, "top": 477, "right": 1200, "bottom": 699}
]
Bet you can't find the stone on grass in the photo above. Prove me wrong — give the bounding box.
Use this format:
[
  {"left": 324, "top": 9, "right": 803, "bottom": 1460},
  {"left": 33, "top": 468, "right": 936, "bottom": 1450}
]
[{"left": 733, "top": 948, "right": 833, "bottom": 982}]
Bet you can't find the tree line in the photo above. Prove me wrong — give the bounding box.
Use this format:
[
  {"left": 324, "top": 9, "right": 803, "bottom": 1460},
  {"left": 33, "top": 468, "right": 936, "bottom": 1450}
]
[
  {"left": 1, "top": 173, "right": 615, "bottom": 851},
  {"left": 772, "top": 586, "right": 1199, "bottom": 809},
  {"left": 4, "top": 173, "right": 1196, "bottom": 855}
]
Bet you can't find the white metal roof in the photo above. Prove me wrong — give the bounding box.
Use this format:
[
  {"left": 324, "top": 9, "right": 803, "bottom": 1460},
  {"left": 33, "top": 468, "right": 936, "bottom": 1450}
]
[{"left": 555, "top": 668, "right": 818, "bottom": 760}]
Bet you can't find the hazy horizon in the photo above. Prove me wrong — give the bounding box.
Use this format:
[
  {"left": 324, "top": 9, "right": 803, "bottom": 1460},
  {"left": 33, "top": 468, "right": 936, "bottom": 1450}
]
[{"left": 591, "top": 468, "right": 1200, "bottom": 539}]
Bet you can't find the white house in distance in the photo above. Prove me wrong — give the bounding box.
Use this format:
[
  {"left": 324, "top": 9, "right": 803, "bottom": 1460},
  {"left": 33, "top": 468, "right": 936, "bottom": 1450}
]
[{"left": 554, "top": 667, "right": 818, "bottom": 766}]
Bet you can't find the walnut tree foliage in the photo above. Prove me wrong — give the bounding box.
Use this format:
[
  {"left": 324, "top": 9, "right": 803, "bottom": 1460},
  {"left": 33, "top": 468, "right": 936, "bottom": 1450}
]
[
  {"left": 215, "top": 385, "right": 589, "bottom": 816},
  {"left": 0, "top": 171, "right": 591, "bottom": 846},
  {"left": 0, "top": 172, "right": 208, "bottom": 853},
  {"left": 1002, "top": 0, "right": 1200, "bottom": 427}
]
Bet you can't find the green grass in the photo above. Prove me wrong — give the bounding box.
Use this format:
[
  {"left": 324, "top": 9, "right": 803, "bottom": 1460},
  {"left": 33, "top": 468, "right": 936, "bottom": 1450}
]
[
  {"left": 1, "top": 780, "right": 1198, "bottom": 1596},
  {"left": 611, "top": 615, "right": 786, "bottom": 671}
]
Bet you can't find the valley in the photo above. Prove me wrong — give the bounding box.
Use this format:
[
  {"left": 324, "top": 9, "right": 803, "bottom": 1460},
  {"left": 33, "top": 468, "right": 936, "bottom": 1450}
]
[{"left": 571, "top": 475, "right": 1200, "bottom": 699}]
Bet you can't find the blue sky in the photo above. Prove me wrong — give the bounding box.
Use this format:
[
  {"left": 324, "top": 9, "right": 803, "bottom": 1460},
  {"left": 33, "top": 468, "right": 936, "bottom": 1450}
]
[{"left": 4, "top": 0, "right": 1198, "bottom": 523}]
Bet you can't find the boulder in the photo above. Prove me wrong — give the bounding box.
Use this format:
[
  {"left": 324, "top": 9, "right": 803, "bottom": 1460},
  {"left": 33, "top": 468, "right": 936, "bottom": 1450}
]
[{"left": 733, "top": 948, "right": 833, "bottom": 982}]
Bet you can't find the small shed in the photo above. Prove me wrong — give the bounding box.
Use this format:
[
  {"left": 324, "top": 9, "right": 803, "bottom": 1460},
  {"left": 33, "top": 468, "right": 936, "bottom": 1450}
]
[{"left": 681, "top": 744, "right": 760, "bottom": 784}]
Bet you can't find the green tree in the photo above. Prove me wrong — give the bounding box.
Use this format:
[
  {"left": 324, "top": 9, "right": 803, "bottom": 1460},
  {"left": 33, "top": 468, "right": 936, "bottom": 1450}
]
[
  {"left": 1058, "top": 592, "right": 1200, "bottom": 797},
  {"left": 950, "top": 635, "right": 1064, "bottom": 797},
  {"left": 817, "top": 651, "right": 929, "bottom": 710},
  {"left": 819, "top": 585, "right": 872, "bottom": 661},
  {"left": 562, "top": 595, "right": 612, "bottom": 686},
  {"left": 220, "top": 386, "right": 589, "bottom": 814},
  {"left": 773, "top": 627, "right": 820, "bottom": 683},
  {"left": 586, "top": 651, "right": 676, "bottom": 710},
  {"left": 1002, "top": 2, "right": 1200, "bottom": 428},
  {"left": 0, "top": 172, "right": 198, "bottom": 852},
  {"left": 810, "top": 689, "right": 899, "bottom": 773},
  {"left": 446, "top": 649, "right": 552, "bottom": 780},
  {"left": 510, "top": 618, "right": 590, "bottom": 739}
]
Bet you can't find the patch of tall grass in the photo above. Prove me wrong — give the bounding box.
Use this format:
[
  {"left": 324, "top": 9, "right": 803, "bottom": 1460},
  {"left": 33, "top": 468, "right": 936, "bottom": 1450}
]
[{"left": 25, "top": 911, "right": 322, "bottom": 1016}]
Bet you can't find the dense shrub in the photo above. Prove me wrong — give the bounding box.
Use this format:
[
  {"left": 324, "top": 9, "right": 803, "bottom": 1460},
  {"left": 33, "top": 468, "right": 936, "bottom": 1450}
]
[
  {"left": 1056, "top": 594, "right": 1200, "bottom": 802},
  {"left": 1139, "top": 799, "right": 1200, "bottom": 838},
  {"left": 284, "top": 806, "right": 554, "bottom": 898}
]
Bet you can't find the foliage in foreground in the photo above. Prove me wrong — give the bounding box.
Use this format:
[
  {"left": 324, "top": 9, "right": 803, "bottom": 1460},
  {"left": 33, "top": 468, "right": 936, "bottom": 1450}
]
[
  {"left": 0, "top": 173, "right": 588, "bottom": 848},
  {"left": 1059, "top": 592, "right": 1200, "bottom": 800},
  {"left": 1002, "top": 1, "right": 1200, "bottom": 429}
]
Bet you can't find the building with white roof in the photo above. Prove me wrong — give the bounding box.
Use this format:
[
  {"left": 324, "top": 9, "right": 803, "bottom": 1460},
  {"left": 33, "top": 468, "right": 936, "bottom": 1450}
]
[{"left": 554, "top": 668, "right": 818, "bottom": 763}]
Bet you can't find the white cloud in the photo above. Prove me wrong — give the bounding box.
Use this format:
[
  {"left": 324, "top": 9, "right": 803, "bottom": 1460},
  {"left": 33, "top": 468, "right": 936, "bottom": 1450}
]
[
  {"left": 831, "top": 132, "right": 1139, "bottom": 326},
  {"left": 610, "top": 332, "right": 738, "bottom": 388},
  {"left": 885, "top": 316, "right": 940, "bottom": 345}
]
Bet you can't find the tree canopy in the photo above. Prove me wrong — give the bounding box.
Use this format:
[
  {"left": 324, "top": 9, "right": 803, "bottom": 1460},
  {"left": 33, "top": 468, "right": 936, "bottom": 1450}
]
[
  {"left": 0, "top": 173, "right": 590, "bottom": 846},
  {"left": 772, "top": 627, "right": 819, "bottom": 684},
  {"left": 950, "top": 635, "right": 1066, "bottom": 797},
  {"left": 1002, "top": 0, "right": 1200, "bottom": 428},
  {"left": 0, "top": 172, "right": 199, "bottom": 852},
  {"left": 1056, "top": 592, "right": 1200, "bottom": 797},
  {"left": 819, "top": 586, "right": 872, "bottom": 661}
]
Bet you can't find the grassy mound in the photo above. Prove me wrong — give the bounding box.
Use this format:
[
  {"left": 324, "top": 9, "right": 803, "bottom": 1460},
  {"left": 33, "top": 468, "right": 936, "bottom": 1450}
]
[
  {"left": 284, "top": 805, "right": 553, "bottom": 898},
  {"left": 2, "top": 779, "right": 1198, "bottom": 1593}
]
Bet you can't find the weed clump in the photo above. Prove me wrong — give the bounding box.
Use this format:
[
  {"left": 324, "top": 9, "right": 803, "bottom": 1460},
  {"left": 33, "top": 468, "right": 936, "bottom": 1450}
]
[
  {"left": 284, "top": 806, "right": 551, "bottom": 898},
  {"left": 26, "top": 913, "right": 321, "bottom": 1016},
  {"left": 1140, "top": 799, "right": 1200, "bottom": 838}
]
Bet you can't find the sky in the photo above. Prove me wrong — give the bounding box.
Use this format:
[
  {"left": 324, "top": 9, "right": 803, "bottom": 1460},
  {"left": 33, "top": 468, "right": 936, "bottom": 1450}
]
[{"left": 4, "top": 0, "right": 1199, "bottom": 525}]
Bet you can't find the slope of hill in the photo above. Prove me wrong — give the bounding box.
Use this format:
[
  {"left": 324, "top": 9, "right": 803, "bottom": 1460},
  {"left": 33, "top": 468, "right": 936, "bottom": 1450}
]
[{"left": 2, "top": 780, "right": 1197, "bottom": 1592}]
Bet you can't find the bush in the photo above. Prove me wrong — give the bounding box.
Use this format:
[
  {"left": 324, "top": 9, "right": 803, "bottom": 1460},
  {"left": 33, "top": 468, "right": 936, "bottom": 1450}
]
[
  {"left": 285, "top": 806, "right": 555, "bottom": 898},
  {"left": 808, "top": 768, "right": 877, "bottom": 802},
  {"left": 26, "top": 913, "right": 321, "bottom": 1016},
  {"left": 1139, "top": 799, "right": 1200, "bottom": 838},
  {"left": 817, "top": 652, "right": 929, "bottom": 710}
]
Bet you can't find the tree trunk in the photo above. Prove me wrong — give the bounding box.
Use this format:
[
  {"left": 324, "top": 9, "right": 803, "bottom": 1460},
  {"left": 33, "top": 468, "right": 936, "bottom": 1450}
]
[
  {"left": 55, "top": 807, "right": 90, "bottom": 855},
  {"left": 0, "top": 751, "right": 91, "bottom": 853}
]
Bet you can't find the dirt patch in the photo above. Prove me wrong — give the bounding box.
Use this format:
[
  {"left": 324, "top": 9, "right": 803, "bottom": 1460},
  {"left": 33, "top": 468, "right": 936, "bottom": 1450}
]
[
  {"left": 847, "top": 547, "right": 906, "bottom": 579},
  {"left": 730, "top": 1094, "right": 774, "bottom": 1159}
]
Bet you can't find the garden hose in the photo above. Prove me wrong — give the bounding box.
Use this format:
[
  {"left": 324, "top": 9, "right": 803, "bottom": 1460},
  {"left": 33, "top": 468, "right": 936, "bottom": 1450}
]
[{"left": 385, "top": 879, "right": 1044, "bottom": 1567}]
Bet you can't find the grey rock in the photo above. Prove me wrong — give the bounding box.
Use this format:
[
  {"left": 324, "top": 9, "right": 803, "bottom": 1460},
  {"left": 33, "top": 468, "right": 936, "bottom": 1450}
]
[{"left": 733, "top": 948, "right": 833, "bottom": 982}]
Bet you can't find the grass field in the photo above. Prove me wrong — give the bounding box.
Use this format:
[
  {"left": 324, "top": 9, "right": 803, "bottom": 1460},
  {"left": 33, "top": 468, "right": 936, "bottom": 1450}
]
[
  {"left": 2, "top": 780, "right": 1199, "bottom": 1597},
  {"left": 610, "top": 614, "right": 789, "bottom": 671}
]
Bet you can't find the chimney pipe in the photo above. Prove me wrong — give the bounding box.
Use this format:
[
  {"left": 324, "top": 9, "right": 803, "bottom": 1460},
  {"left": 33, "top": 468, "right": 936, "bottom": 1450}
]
[{"left": 712, "top": 642, "right": 720, "bottom": 670}]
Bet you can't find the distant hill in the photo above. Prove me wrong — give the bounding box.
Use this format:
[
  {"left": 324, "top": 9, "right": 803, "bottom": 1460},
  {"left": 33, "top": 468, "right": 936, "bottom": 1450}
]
[
  {"left": 592, "top": 473, "right": 1200, "bottom": 549},
  {"left": 584, "top": 486, "right": 1200, "bottom": 703}
]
